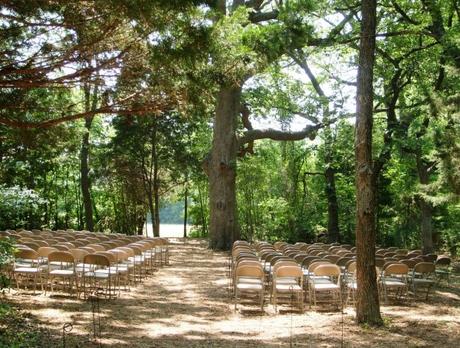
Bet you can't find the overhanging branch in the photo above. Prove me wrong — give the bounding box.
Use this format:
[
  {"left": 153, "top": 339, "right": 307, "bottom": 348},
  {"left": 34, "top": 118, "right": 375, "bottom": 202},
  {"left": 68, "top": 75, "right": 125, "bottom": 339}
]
[{"left": 238, "top": 123, "right": 322, "bottom": 146}]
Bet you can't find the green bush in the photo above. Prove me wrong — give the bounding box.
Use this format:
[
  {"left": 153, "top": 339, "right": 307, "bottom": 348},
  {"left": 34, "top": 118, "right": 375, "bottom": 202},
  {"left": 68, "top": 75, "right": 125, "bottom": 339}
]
[{"left": 0, "top": 237, "right": 15, "bottom": 290}]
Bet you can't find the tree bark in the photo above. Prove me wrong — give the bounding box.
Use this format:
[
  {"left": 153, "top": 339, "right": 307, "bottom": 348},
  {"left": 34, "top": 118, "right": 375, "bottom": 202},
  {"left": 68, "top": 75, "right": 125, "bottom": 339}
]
[
  {"left": 355, "top": 0, "right": 382, "bottom": 325},
  {"left": 184, "top": 179, "right": 188, "bottom": 238},
  {"left": 152, "top": 126, "right": 160, "bottom": 237},
  {"left": 80, "top": 115, "right": 94, "bottom": 231},
  {"left": 208, "top": 84, "right": 241, "bottom": 250},
  {"left": 416, "top": 153, "right": 434, "bottom": 254},
  {"left": 325, "top": 166, "right": 340, "bottom": 242}
]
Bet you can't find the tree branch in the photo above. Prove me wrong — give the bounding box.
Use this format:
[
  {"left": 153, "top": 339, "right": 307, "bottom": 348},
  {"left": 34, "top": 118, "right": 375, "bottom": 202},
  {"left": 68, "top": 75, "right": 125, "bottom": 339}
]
[
  {"left": 0, "top": 93, "right": 172, "bottom": 129},
  {"left": 238, "top": 123, "right": 322, "bottom": 146}
]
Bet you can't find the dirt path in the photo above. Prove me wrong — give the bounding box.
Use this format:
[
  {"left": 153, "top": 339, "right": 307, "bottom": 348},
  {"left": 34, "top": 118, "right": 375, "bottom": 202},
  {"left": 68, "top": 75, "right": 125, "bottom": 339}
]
[{"left": 7, "top": 239, "right": 460, "bottom": 347}]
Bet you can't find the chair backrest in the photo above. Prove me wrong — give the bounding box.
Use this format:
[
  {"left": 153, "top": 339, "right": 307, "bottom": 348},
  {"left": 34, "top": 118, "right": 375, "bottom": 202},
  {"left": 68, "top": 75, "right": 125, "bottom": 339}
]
[
  {"left": 80, "top": 246, "right": 97, "bottom": 253},
  {"left": 55, "top": 242, "right": 75, "bottom": 249},
  {"left": 15, "top": 248, "right": 39, "bottom": 260},
  {"left": 96, "top": 251, "right": 117, "bottom": 263},
  {"left": 18, "top": 231, "right": 34, "bottom": 237},
  {"left": 384, "top": 263, "right": 408, "bottom": 276},
  {"left": 72, "top": 240, "right": 87, "bottom": 247},
  {"left": 325, "top": 255, "right": 341, "bottom": 263},
  {"left": 233, "top": 240, "right": 250, "bottom": 248},
  {"left": 285, "top": 250, "right": 300, "bottom": 258},
  {"left": 128, "top": 245, "right": 143, "bottom": 256},
  {"left": 235, "top": 259, "right": 261, "bottom": 269},
  {"left": 270, "top": 256, "right": 292, "bottom": 266},
  {"left": 236, "top": 254, "right": 258, "bottom": 263},
  {"left": 87, "top": 244, "right": 106, "bottom": 252},
  {"left": 301, "top": 256, "right": 321, "bottom": 268},
  {"left": 347, "top": 261, "right": 357, "bottom": 273},
  {"left": 395, "top": 249, "right": 408, "bottom": 255},
  {"left": 53, "top": 244, "right": 71, "bottom": 251},
  {"left": 336, "top": 257, "right": 353, "bottom": 267},
  {"left": 413, "top": 262, "right": 435, "bottom": 274},
  {"left": 69, "top": 248, "right": 90, "bottom": 262},
  {"left": 308, "top": 260, "right": 331, "bottom": 273},
  {"left": 275, "top": 265, "right": 303, "bottom": 279},
  {"left": 294, "top": 254, "right": 308, "bottom": 264},
  {"left": 423, "top": 254, "right": 437, "bottom": 263},
  {"left": 116, "top": 247, "right": 135, "bottom": 258},
  {"left": 313, "top": 264, "right": 341, "bottom": 277},
  {"left": 84, "top": 254, "right": 110, "bottom": 267},
  {"left": 400, "top": 259, "right": 417, "bottom": 269},
  {"left": 110, "top": 249, "right": 128, "bottom": 262},
  {"left": 272, "top": 260, "right": 298, "bottom": 274},
  {"left": 22, "top": 241, "right": 41, "bottom": 251},
  {"left": 435, "top": 257, "right": 451, "bottom": 266},
  {"left": 48, "top": 251, "right": 75, "bottom": 263},
  {"left": 264, "top": 253, "right": 282, "bottom": 263},
  {"left": 37, "top": 246, "right": 59, "bottom": 258},
  {"left": 235, "top": 264, "right": 264, "bottom": 278}
]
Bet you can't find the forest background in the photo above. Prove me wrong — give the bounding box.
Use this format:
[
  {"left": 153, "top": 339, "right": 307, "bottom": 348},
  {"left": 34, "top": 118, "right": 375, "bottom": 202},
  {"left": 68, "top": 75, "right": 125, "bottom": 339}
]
[{"left": 0, "top": 0, "right": 459, "bottom": 257}]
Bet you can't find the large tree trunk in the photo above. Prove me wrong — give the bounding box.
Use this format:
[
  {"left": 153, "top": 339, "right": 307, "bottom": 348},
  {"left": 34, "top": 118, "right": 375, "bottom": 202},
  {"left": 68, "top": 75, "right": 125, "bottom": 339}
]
[
  {"left": 416, "top": 154, "right": 434, "bottom": 254},
  {"left": 354, "top": 0, "right": 382, "bottom": 326},
  {"left": 208, "top": 84, "right": 241, "bottom": 250}
]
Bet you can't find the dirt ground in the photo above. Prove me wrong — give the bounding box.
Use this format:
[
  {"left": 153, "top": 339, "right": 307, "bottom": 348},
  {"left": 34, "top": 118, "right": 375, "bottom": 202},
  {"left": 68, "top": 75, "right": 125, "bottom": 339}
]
[{"left": 5, "top": 239, "right": 460, "bottom": 347}]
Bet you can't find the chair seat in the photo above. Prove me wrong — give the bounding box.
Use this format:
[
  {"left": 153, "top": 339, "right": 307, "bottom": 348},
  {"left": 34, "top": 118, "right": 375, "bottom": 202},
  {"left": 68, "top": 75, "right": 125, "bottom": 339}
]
[
  {"left": 15, "top": 267, "right": 40, "bottom": 273},
  {"left": 237, "top": 277, "right": 263, "bottom": 285},
  {"left": 275, "top": 284, "right": 302, "bottom": 291},
  {"left": 95, "top": 269, "right": 117, "bottom": 276},
  {"left": 236, "top": 282, "right": 264, "bottom": 290},
  {"left": 309, "top": 277, "right": 334, "bottom": 285},
  {"left": 276, "top": 278, "right": 298, "bottom": 285},
  {"left": 14, "top": 262, "right": 32, "bottom": 268},
  {"left": 50, "top": 269, "right": 75, "bottom": 276},
  {"left": 382, "top": 280, "right": 406, "bottom": 287},
  {"left": 311, "top": 283, "right": 340, "bottom": 291},
  {"left": 412, "top": 278, "right": 435, "bottom": 285}
]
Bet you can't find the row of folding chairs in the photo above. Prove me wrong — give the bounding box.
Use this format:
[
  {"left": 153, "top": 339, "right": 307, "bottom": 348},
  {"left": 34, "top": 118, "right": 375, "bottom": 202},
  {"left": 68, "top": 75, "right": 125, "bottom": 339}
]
[
  {"left": 230, "top": 240, "right": 451, "bottom": 311},
  {"left": 2, "top": 229, "right": 169, "bottom": 299},
  {"left": 232, "top": 244, "right": 304, "bottom": 312}
]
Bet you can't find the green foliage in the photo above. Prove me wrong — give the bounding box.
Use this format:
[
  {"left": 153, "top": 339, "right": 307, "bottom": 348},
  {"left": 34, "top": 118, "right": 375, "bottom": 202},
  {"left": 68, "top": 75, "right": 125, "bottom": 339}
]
[
  {"left": 0, "top": 237, "right": 15, "bottom": 290},
  {"left": 0, "top": 186, "right": 47, "bottom": 230}
]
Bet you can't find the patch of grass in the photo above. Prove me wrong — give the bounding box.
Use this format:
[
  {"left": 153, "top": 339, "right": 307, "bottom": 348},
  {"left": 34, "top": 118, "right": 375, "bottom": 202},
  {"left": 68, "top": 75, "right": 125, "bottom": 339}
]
[
  {"left": 382, "top": 315, "right": 394, "bottom": 328},
  {"left": 0, "top": 301, "right": 56, "bottom": 348}
]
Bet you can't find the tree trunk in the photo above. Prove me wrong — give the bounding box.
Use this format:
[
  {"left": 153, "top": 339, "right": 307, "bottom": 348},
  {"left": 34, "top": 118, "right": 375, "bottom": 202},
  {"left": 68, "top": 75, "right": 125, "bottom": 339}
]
[
  {"left": 152, "top": 134, "right": 160, "bottom": 237},
  {"left": 325, "top": 166, "right": 340, "bottom": 243},
  {"left": 153, "top": 174, "right": 160, "bottom": 237},
  {"left": 355, "top": 0, "right": 382, "bottom": 326},
  {"left": 80, "top": 83, "right": 97, "bottom": 232},
  {"left": 184, "top": 180, "right": 188, "bottom": 238},
  {"left": 80, "top": 115, "right": 94, "bottom": 231},
  {"left": 208, "top": 84, "right": 241, "bottom": 250},
  {"left": 416, "top": 154, "right": 434, "bottom": 254}
]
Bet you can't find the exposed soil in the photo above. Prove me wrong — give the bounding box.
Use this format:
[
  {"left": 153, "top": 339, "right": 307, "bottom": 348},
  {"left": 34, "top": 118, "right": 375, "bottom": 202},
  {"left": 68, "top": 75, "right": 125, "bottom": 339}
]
[{"left": 6, "top": 239, "right": 460, "bottom": 347}]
